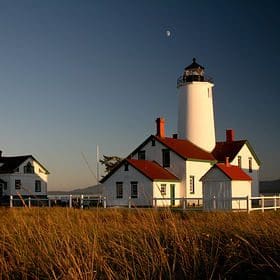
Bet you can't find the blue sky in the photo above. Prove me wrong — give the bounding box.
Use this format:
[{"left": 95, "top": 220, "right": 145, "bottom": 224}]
[{"left": 0, "top": 0, "right": 279, "bottom": 190}]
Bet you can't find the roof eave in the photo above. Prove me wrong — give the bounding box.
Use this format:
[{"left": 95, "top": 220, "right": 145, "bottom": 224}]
[
  {"left": 186, "top": 158, "right": 217, "bottom": 163},
  {"left": 153, "top": 179, "right": 180, "bottom": 182}
]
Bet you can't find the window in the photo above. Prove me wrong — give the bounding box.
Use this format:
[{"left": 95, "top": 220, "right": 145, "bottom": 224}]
[
  {"left": 15, "top": 180, "right": 21, "bottom": 190},
  {"left": 35, "top": 180, "right": 41, "bottom": 192},
  {"left": 24, "top": 162, "right": 34, "bottom": 174},
  {"left": 249, "top": 157, "right": 252, "bottom": 173},
  {"left": 237, "top": 156, "right": 242, "bottom": 168},
  {"left": 160, "top": 184, "right": 166, "bottom": 195},
  {"left": 151, "top": 139, "right": 155, "bottom": 146},
  {"left": 138, "top": 151, "right": 146, "bottom": 160},
  {"left": 131, "top": 181, "right": 138, "bottom": 198},
  {"left": 124, "top": 163, "right": 129, "bottom": 171},
  {"left": 116, "top": 182, "right": 123, "bottom": 198},
  {"left": 162, "top": 149, "right": 170, "bottom": 167},
  {"left": 190, "top": 176, "right": 195, "bottom": 194}
]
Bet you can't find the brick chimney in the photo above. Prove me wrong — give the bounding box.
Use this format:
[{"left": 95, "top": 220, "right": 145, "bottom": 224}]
[
  {"left": 226, "top": 129, "right": 234, "bottom": 142},
  {"left": 225, "top": 156, "right": 230, "bottom": 167},
  {"left": 156, "top": 117, "right": 165, "bottom": 138}
]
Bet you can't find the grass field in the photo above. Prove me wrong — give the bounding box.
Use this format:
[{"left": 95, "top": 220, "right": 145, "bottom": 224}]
[{"left": 0, "top": 208, "right": 279, "bottom": 279}]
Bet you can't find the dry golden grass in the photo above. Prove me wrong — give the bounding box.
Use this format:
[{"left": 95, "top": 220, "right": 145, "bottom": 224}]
[{"left": 0, "top": 208, "right": 279, "bottom": 279}]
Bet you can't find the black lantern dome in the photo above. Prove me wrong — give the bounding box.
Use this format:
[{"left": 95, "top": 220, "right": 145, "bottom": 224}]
[
  {"left": 184, "top": 58, "right": 204, "bottom": 81},
  {"left": 177, "top": 58, "right": 213, "bottom": 87}
]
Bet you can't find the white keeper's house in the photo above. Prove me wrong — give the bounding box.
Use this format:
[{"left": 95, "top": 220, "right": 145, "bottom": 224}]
[
  {"left": 101, "top": 59, "right": 260, "bottom": 207},
  {"left": 0, "top": 151, "right": 49, "bottom": 202}
]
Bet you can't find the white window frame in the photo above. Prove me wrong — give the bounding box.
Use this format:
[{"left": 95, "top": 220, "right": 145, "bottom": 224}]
[
  {"left": 131, "top": 181, "right": 138, "bottom": 198},
  {"left": 35, "top": 180, "right": 41, "bottom": 192},
  {"left": 238, "top": 156, "right": 242, "bottom": 168},
  {"left": 116, "top": 182, "right": 123, "bottom": 199},
  {"left": 190, "top": 176, "right": 195, "bottom": 194},
  {"left": 248, "top": 157, "right": 252, "bottom": 173},
  {"left": 160, "top": 184, "right": 166, "bottom": 196}
]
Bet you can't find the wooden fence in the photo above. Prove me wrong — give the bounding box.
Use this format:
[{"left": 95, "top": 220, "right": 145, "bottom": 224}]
[
  {"left": 9, "top": 194, "right": 107, "bottom": 209},
  {"left": 154, "top": 195, "right": 280, "bottom": 212},
  {"left": 7, "top": 194, "right": 280, "bottom": 212}
]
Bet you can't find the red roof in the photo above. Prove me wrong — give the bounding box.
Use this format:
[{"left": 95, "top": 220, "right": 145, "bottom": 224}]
[
  {"left": 155, "top": 136, "right": 215, "bottom": 161},
  {"left": 212, "top": 140, "right": 246, "bottom": 162},
  {"left": 215, "top": 163, "right": 252, "bottom": 181},
  {"left": 127, "top": 159, "right": 179, "bottom": 181}
]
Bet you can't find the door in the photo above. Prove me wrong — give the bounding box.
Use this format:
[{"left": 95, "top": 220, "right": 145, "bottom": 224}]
[{"left": 170, "top": 184, "right": 175, "bottom": 206}]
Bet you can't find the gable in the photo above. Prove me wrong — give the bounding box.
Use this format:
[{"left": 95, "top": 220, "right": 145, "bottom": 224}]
[
  {"left": 212, "top": 140, "right": 260, "bottom": 166},
  {"left": 231, "top": 143, "right": 260, "bottom": 169},
  {"left": 212, "top": 140, "right": 246, "bottom": 162},
  {"left": 20, "top": 157, "right": 50, "bottom": 175},
  {"left": 201, "top": 164, "right": 252, "bottom": 182},
  {"left": 200, "top": 167, "right": 230, "bottom": 182}
]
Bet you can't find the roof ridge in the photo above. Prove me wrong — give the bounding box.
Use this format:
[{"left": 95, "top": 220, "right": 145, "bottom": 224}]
[{"left": 215, "top": 140, "right": 247, "bottom": 143}]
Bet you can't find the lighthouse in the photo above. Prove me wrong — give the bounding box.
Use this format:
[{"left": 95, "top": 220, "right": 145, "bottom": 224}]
[{"left": 177, "top": 58, "right": 216, "bottom": 152}]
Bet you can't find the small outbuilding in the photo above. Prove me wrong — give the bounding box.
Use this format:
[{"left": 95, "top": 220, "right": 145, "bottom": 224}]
[{"left": 201, "top": 161, "right": 252, "bottom": 211}]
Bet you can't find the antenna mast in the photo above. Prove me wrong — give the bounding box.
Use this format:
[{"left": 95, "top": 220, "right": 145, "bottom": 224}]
[{"left": 96, "top": 145, "right": 100, "bottom": 182}]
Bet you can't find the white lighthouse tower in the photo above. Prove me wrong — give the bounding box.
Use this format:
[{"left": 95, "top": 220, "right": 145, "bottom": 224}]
[{"left": 177, "top": 58, "right": 216, "bottom": 152}]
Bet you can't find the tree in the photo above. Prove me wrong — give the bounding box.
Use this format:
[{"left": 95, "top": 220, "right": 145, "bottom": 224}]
[{"left": 99, "top": 155, "right": 123, "bottom": 175}]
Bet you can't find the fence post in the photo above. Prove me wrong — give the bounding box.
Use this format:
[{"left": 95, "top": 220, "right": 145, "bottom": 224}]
[
  {"left": 80, "top": 194, "right": 84, "bottom": 209},
  {"left": 154, "top": 198, "right": 157, "bottom": 209},
  {"left": 274, "top": 195, "right": 277, "bottom": 211},
  {"left": 48, "top": 198, "right": 51, "bottom": 208},
  {"left": 103, "top": 197, "right": 107, "bottom": 208},
  {"left": 213, "top": 196, "right": 216, "bottom": 211},
  {"left": 69, "top": 194, "right": 72, "bottom": 208},
  {"left": 28, "top": 197, "right": 31, "bottom": 208},
  {"left": 261, "top": 195, "right": 265, "bottom": 213},
  {"left": 128, "top": 196, "right": 131, "bottom": 208},
  {"left": 10, "top": 195, "right": 13, "bottom": 208},
  {"left": 246, "top": 195, "right": 251, "bottom": 213},
  {"left": 183, "top": 198, "right": 186, "bottom": 210}
]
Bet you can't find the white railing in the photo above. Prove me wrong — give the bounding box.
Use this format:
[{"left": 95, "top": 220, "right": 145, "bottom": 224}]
[
  {"left": 249, "top": 195, "right": 280, "bottom": 212},
  {"left": 153, "top": 197, "right": 203, "bottom": 210},
  {"left": 6, "top": 195, "right": 280, "bottom": 212},
  {"left": 9, "top": 194, "right": 107, "bottom": 209},
  {"left": 153, "top": 195, "right": 280, "bottom": 213}
]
